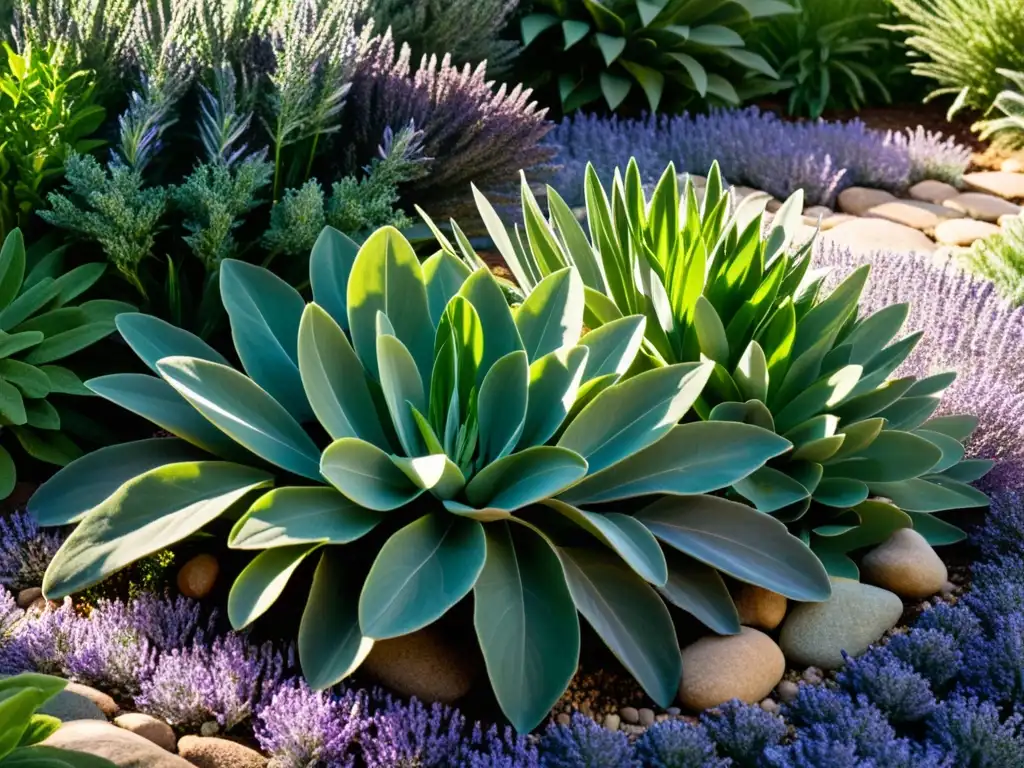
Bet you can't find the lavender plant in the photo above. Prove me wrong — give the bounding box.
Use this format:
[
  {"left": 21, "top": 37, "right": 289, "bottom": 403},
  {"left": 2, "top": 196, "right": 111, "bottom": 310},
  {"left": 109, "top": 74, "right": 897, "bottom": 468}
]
[
  {"left": 926, "top": 696, "right": 1024, "bottom": 767},
  {"left": 632, "top": 720, "right": 727, "bottom": 768},
  {"left": 814, "top": 243, "right": 1024, "bottom": 496},
  {"left": 836, "top": 649, "right": 937, "bottom": 723},
  {"left": 0, "top": 510, "right": 65, "bottom": 591},
  {"left": 137, "top": 634, "right": 285, "bottom": 730},
  {"left": 545, "top": 108, "right": 945, "bottom": 207},
  {"left": 254, "top": 678, "right": 367, "bottom": 768},
  {"left": 344, "top": 29, "right": 555, "bottom": 219},
  {"left": 700, "top": 700, "right": 787, "bottom": 765},
  {"left": 884, "top": 127, "right": 973, "bottom": 187},
  {"left": 536, "top": 713, "right": 634, "bottom": 768}
]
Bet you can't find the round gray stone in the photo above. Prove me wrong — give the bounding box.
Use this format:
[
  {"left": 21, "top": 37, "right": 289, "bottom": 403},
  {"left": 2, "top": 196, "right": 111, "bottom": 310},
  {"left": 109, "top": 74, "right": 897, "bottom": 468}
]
[{"left": 779, "top": 579, "right": 903, "bottom": 670}]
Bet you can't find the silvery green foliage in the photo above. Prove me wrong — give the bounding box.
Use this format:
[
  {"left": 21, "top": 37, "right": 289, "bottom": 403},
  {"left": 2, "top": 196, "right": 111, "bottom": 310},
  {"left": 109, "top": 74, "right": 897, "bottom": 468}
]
[
  {"left": 39, "top": 152, "right": 168, "bottom": 296},
  {"left": 974, "top": 70, "right": 1024, "bottom": 149},
  {"left": 884, "top": 127, "right": 973, "bottom": 187},
  {"left": 365, "top": 0, "right": 520, "bottom": 74},
  {"left": 814, "top": 242, "right": 1024, "bottom": 494},
  {"left": 173, "top": 156, "right": 273, "bottom": 271},
  {"left": 344, "top": 28, "right": 555, "bottom": 219}
]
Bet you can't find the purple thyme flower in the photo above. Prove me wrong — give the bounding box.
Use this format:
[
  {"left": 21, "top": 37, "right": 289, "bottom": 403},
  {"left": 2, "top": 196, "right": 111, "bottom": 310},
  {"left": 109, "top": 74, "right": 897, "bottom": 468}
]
[
  {"left": 0, "top": 509, "right": 66, "bottom": 591},
  {"left": 254, "top": 678, "right": 368, "bottom": 768},
  {"left": 137, "top": 633, "right": 286, "bottom": 730}
]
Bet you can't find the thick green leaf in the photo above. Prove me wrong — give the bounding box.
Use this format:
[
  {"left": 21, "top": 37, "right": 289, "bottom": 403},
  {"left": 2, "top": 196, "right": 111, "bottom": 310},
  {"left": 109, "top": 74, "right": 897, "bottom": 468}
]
[
  {"left": 320, "top": 438, "right": 422, "bottom": 511},
  {"left": 391, "top": 454, "right": 466, "bottom": 499},
  {"left": 658, "top": 549, "right": 740, "bottom": 635},
  {"left": 733, "top": 465, "right": 811, "bottom": 513},
  {"left": 43, "top": 462, "right": 272, "bottom": 598},
  {"left": 297, "top": 304, "right": 390, "bottom": 449},
  {"left": 220, "top": 259, "right": 310, "bottom": 421},
  {"left": 0, "top": 279, "right": 60, "bottom": 331},
  {"left": 0, "top": 445, "right": 14, "bottom": 500},
  {"left": 558, "top": 361, "right": 712, "bottom": 475},
  {"left": 521, "top": 12, "right": 559, "bottom": 45},
  {"left": 40, "top": 365, "right": 89, "bottom": 396},
  {"left": 546, "top": 499, "right": 667, "bottom": 585},
  {"left": 518, "top": 346, "right": 589, "bottom": 449},
  {"left": 300, "top": 549, "right": 373, "bottom": 689},
  {"left": 921, "top": 414, "right": 978, "bottom": 442},
  {"left": 22, "top": 323, "right": 115, "bottom": 365},
  {"left": 813, "top": 477, "right": 870, "bottom": 508},
  {"left": 359, "top": 513, "right": 485, "bottom": 639},
  {"left": 465, "top": 446, "right": 588, "bottom": 510},
  {"left": 814, "top": 500, "right": 912, "bottom": 555},
  {"left": 0, "top": 230, "right": 26, "bottom": 311},
  {"left": 557, "top": 546, "right": 680, "bottom": 707},
  {"left": 29, "top": 439, "right": 201, "bottom": 526},
  {"left": 459, "top": 268, "right": 524, "bottom": 382},
  {"left": 86, "top": 374, "right": 246, "bottom": 460},
  {"left": 0, "top": 360, "right": 50, "bottom": 398},
  {"left": 823, "top": 430, "right": 942, "bottom": 483},
  {"left": 578, "top": 315, "right": 645, "bottom": 384},
  {"left": 907, "top": 511, "right": 967, "bottom": 546},
  {"left": 50, "top": 263, "right": 106, "bottom": 307},
  {"left": 115, "top": 313, "right": 228, "bottom": 375},
  {"left": 474, "top": 523, "right": 579, "bottom": 733},
  {"left": 309, "top": 226, "right": 359, "bottom": 330},
  {"left": 377, "top": 334, "right": 427, "bottom": 456},
  {"left": 157, "top": 357, "right": 322, "bottom": 480},
  {"left": 423, "top": 251, "right": 472, "bottom": 326},
  {"left": 560, "top": 421, "right": 791, "bottom": 504},
  {"left": 25, "top": 399, "right": 59, "bottom": 430},
  {"left": 0, "top": 379, "right": 25, "bottom": 424},
  {"left": 637, "top": 495, "right": 831, "bottom": 601},
  {"left": 867, "top": 477, "right": 986, "bottom": 513},
  {"left": 10, "top": 428, "right": 80, "bottom": 466},
  {"left": 347, "top": 227, "right": 434, "bottom": 387},
  {"left": 229, "top": 487, "right": 382, "bottom": 549},
  {"left": 477, "top": 351, "right": 529, "bottom": 463},
  {"left": 228, "top": 544, "right": 321, "bottom": 629},
  {"left": 516, "top": 268, "right": 585, "bottom": 363},
  {"left": 472, "top": 185, "right": 537, "bottom": 292}
]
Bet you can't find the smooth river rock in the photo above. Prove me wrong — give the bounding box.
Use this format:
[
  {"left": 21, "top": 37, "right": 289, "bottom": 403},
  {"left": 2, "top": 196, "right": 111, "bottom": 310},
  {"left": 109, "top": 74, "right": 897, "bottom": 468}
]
[
  {"left": 934, "top": 218, "right": 1001, "bottom": 246},
  {"left": 963, "top": 171, "right": 1024, "bottom": 200},
  {"left": 362, "top": 626, "right": 475, "bottom": 705},
  {"left": 779, "top": 579, "right": 903, "bottom": 670},
  {"left": 861, "top": 529, "right": 948, "bottom": 599},
  {"left": 43, "top": 720, "right": 193, "bottom": 768},
  {"left": 733, "top": 585, "right": 787, "bottom": 631},
  {"left": 678, "top": 627, "right": 785, "bottom": 710},
  {"left": 114, "top": 713, "right": 177, "bottom": 752},
  {"left": 837, "top": 187, "right": 897, "bottom": 216},
  {"left": 177, "top": 554, "right": 219, "bottom": 599},
  {"left": 178, "top": 736, "right": 268, "bottom": 768},
  {"left": 823, "top": 218, "right": 936, "bottom": 253}
]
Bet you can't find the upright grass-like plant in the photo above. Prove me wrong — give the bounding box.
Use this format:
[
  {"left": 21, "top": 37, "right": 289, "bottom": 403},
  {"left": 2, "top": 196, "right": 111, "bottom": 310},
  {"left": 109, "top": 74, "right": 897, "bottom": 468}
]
[
  {"left": 31, "top": 222, "right": 830, "bottom": 732},
  {"left": 470, "top": 160, "right": 987, "bottom": 576}
]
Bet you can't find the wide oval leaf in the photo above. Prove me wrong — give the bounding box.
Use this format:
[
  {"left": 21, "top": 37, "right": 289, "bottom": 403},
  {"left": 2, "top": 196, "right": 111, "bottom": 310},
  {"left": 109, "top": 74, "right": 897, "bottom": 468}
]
[
  {"left": 229, "top": 487, "right": 383, "bottom": 549},
  {"left": 220, "top": 260, "right": 309, "bottom": 421},
  {"left": 44, "top": 462, "right": 272, "bottom": 598},
  {"left": 359, "top": 512, "right": 486, "bottom": 639},
  {"left": 515, "top": 267, "right": 585, "bottom": 362},
  {"left": 556, "top": 546, "right": 681, "bottom": 707},
  {"left": 29, "top": 438, "right": 201, "bottom": 526},
  {"left": 464, "top": 446, "right": 588, "bottom": 510},
  {"left": 474, "top": 522, "right": 580, "bottom": 733},
  {"left": 309, "top": 226, "right": 359, "bottom": 330},
  {"left": 477, "top": 350, "right": 529, "bottom": 463},
  {"left": 297, "top": 304, "right": 390, "bottom": 449},
  {"left": 578, "top": 315, "right": 645, "bottom": 385},
  {"left": 157, "top": 357, "right": 321, "bottom": 480},
  {"left": 347, "top": 227, "right": 434, "bottom": 386},
  {"left": 87, "top": 374, "right": 248, "bottom": 461},
  {"left": 559, "top": 421, "right": 791, "bottom": 504},
  {"left": 658, "top": 549, "right": 741, "bottom": 635},
  {"left": 116, "top": 313, "right": 228, "bottom": 375},
  {"left": 558, "top": 361, "right": 713, "bottom": 475},
  {"left": 546, "top": 499, "right": 667, "bottom": 585},
  {"left": 228, "top": 543, "right": 321, "bottom": 629},
  {"left": 823, "top": 430, "right": 942, "bottom": 482},
  {"left": 459, "top": 268, "right": 524, "bottom": 382},
  {"left": 517, "top": 346, "right": 589, "bottom": 449},
  {"left": 320, "top": 438, "right": 422, "bottom": 511},
  {"left": 636, "top": 495, "right": 832, "bottom": 601},
  {"left": 733, "top": 465, "right": 811, "bottom": 513},
  {"left": 300, "top": 548, "right": 374, "bottom": 689}
]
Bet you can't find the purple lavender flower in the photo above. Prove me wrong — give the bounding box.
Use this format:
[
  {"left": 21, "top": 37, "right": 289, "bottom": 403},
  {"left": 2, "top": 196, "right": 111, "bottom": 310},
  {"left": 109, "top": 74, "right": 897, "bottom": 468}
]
[
  {"left": 974, "top": 491, "right": 1024, "bottom": 560},
  {"left": 633, "top": 719, "right": 727, "bottom": 768},
  {"left": 884, "top": 127, "right": 972, "bottom": 187},
  {"left": 926, "top": 696, "right": 1024, "bottom": 766},
  {"left": 253, "top": 678, "right": 367, "bottom": 768},
  {"left": 884, "top": 629, "right": 962, "bottom": 692},
  {"left": 0, "top": 509, "right": 66, "bottom": 591},
  {"left": 814, "top": 243, "right": 1024, "bottom": 493},
  {"left": 0, "top": 588, "right": 27, "bottom": 675},
  {"left": 345, "top": 29, "right": 556, "bottom": 220},
  {"left": 137, "top": 634, "right": 285, "bottom": 730},
  {"left": 700, "top": 699, "right": 786, "bottom": 765},
  {"left": 365, "top": 693, "right": 538, "bottom": 768},
  {"left": 836, "top": 649, "right": 936, "bottom": 723},
  {"left": 545, "top": 107, "right": 935, "bottom": 207},
  {"left": 16, "top": 598, "right": 81, "bottom": 676},
  {"left": 537, "top": 713, "right": 635, "bottom": 768}
]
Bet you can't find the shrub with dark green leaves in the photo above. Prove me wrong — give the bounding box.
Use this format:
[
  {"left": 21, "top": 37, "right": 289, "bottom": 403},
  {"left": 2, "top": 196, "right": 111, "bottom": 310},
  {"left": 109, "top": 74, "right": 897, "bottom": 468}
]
[
  {"left": 32, "top": 223, "right": 830, "bottom": 733},
  {"left": 0, "top": 229, "right": 132, "bottom": 500},
  {"left": 0, "top": 672, "right": 116, "bottom": 766},
  {"left": 753, "top": 0, "right": 901, "bottom": 118},
  {"left": 0, "top": 40, "right": 105, "bottom": 241},
  {"left": 517, "top": 0, "right": 793, "bottom": 114},
  {"left": 472, "top": 160, "right": 988, "bottom": 581}
]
